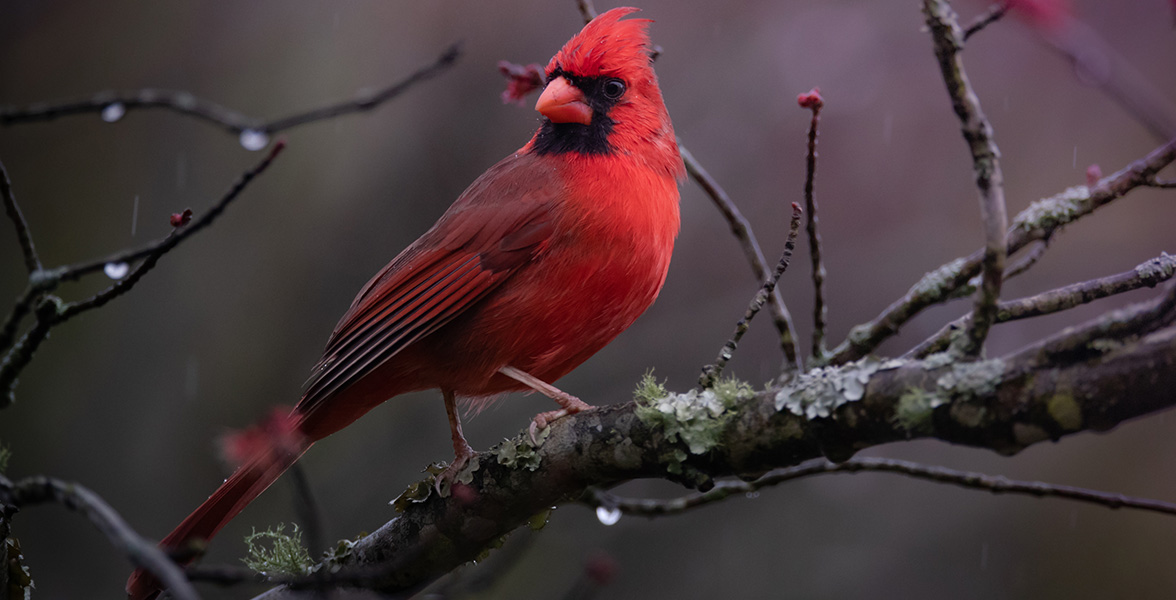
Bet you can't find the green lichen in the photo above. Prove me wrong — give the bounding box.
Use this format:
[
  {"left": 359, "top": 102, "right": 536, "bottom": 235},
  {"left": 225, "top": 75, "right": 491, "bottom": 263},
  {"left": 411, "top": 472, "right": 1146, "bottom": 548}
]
[
  {"left": 497, "top": 438, "right": 542, "bottom": 471},
  {"left": 711, "top": 376, "right": 755, "bottom": 405},
  {"left": 1047, "top": 392, "right": 1083, "bottom": 431},
  {"left": 909, "top": 257, "right": 968, "bottom": 301},
  {"left": 894, "top": 388, "right": 944, "bottom": 434},
  {"left": 1013, "top": 185, "right": 1089, "bottom": 234},
  {"left": 775, "top": 357, "right": 886, "bottom": 418},
  {"left": 242, "top": 523, "right": 313, "bottom": 576},
  {"left": 636, "top": 387, "right": 733, "bottom": 454}
]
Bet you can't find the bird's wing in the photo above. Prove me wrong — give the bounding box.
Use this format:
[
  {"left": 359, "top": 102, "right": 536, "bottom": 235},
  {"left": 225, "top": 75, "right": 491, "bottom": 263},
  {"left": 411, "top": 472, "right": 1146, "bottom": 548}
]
[{"left": 298, "top": 188, "right": 556, "bottom": 414}]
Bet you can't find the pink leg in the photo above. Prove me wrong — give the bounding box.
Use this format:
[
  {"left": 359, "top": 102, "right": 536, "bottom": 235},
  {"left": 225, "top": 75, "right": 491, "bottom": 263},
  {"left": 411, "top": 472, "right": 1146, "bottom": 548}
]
[
  {"left": 437, "top": 389, "right": 475, "bottom": 494},
  {"left": 498, "top": 366, "right": 594, "bottom": 444}
]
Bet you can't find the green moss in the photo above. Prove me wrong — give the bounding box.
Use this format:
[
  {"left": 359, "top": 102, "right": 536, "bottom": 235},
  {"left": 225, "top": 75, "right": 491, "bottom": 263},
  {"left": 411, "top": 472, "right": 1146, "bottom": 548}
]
[
  {"left": 894, "top": 388, "right": 943, "bottom": 434},
  {"left": 633, "top": 370, "right": 669, "bottom": 404},
  {"left": 242, "top": 523, "right": 313, "bottom": 576},
  {"left": 1047, "top": 392, "right": 1083, "bottom": 431}
]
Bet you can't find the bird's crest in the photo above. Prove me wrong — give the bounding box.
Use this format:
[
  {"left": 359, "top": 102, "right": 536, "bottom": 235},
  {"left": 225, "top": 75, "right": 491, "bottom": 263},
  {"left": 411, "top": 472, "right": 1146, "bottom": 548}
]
[{"left": 547, "top": 7, "right": 653, "bottom": 78}]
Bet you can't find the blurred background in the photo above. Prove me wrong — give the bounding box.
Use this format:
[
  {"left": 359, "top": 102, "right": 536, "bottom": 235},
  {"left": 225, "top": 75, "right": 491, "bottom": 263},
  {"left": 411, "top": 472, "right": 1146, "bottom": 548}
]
[{"left": 2, "top": 1, "right": 1175, "bottom": 598}]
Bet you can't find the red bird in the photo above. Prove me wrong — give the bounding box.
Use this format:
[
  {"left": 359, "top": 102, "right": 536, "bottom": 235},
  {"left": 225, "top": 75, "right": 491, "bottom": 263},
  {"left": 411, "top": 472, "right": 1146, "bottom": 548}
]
[{"left": 127, "top": 7, "right": 682, "bottom": 599}]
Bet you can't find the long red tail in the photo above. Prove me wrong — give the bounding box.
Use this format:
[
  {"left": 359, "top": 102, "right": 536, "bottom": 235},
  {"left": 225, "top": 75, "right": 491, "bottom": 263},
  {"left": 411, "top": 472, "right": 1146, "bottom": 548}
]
[{"left": 126, "top": 412, "right": 309, "bottom": 600}]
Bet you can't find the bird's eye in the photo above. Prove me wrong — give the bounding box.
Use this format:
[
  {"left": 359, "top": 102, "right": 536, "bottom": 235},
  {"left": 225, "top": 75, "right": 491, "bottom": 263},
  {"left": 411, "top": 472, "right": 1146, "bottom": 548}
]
[{"left": 602, "top": 78, "right": 626, "bottom": 100}]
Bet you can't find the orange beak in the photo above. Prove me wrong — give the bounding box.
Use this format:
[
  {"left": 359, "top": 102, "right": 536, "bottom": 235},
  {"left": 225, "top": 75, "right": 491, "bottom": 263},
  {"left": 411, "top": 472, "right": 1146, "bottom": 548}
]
[{"left": 535, "top": 76, "right": 592, "bottom": 125}]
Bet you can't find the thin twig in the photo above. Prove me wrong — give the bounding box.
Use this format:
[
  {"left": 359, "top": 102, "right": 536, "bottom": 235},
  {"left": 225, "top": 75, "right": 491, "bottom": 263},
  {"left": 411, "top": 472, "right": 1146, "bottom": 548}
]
[
  {"left": 908, "top": 252, "right": 1176, "bottom": 358},
  {"left": 576, "top": 0, "right": 598, "bottom": 23},
  {"left": 584, "top": 457, "right": 1176, "bottom": 519},
  {"left": 798, "top": 89, "right": 829, "bottom": 361},
  {"left": 962, "top": 2, "right": 1009, "bottom": 40},
  {"left": 287, "top": 463, "right": 323, "bottom": 563},
  {"left": 1003, "top": 238, "right": 1050, "bottom": 280},
  {"left": 59, "top": 141, "right": 285, "bottom": 285},
  {"left": 700, "top": 204, "right": 803, "bottom": 388},
  {"left": 925, "top": 0, "right": 1008, "bottom": 358},
  {"left": 1, "top": 44, "right": 461, "bottom": 141},
  {"left": 0, "top": 285, "right": 46, "bottom": 357},
  {"left": 0, "top": 159, "right": 41, "bottom": 273},
  {"left": 0, "top": 474, "right": 200, "bottom": 600},
  {"left": 825, "top": 118, "right": 1176, "bottom": 367},
  {"left": 0, "top": 144, "right": 286, "bottom": 406},
  {"left": 681, "top": 144, "right": 803, "bottom": 371},
  {"left": 1148, "top": 178, "right": 1176, "bottom": 188}
]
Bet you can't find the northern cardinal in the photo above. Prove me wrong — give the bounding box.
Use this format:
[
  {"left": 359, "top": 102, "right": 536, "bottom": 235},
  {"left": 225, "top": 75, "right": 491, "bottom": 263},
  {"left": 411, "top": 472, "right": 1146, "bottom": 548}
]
[{"left": 127, "top": 7, "right": 682, "bottom": 598}]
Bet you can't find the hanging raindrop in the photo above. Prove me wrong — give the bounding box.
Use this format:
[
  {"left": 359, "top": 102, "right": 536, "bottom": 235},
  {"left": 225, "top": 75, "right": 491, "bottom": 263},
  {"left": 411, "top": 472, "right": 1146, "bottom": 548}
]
[
  {"left": 104, "top": 262, "right": 129, "bottom": 279},
  {"left": 101, "top": 103, "right": 126, "bottom": 123},
  {"left": 595, "top": 506, "right": 621, "bottom": 526},
  {"left": 239, "top": 129, "right": 270, "bottom": 151}
]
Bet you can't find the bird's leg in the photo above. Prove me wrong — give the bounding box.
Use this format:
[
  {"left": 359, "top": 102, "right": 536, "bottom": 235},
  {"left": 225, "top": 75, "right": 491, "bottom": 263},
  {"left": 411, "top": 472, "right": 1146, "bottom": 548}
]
[
  {"left": 436, "top": 388, "right": 476, "bottom": 495},
  {"left": 498, "top": 365, "right": 594, "bottom": 444}
]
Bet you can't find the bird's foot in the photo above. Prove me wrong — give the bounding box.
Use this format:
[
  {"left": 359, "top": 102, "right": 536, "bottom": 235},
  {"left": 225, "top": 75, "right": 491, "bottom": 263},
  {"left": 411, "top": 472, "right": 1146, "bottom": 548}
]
[
  {"left": 434, "top": 444, "right": 476, "bottom": 497},
  {"left": 528, "top": 402, "right": 589, "bottom": 446}
]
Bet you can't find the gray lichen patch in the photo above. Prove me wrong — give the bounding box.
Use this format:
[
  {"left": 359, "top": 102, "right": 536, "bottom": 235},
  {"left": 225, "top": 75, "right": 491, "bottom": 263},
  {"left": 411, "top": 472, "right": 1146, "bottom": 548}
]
[
  {"left": 633, "top": 375, "right": 753, "bottom": 474},
  {"left": 935, "top": 358, "right": 1004, "bottom": 400},
  {"left": 774, "top": 357, "right": 889, "bottom": 419},
  {"left": 909, "top": 257, "right": 969, "bottom": 301},
  {"left": 496, "top": 438, "right": 542, "bottom": 472},
  {"left": 1136, "top": 252, "right": 1175, "bottom": 281}
]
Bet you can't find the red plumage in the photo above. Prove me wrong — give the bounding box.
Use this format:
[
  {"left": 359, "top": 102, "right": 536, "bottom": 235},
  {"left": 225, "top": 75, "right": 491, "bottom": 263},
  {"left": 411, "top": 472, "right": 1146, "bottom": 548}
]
[{"left": 128, "top": 7, "right": 681, "bottom": 598}]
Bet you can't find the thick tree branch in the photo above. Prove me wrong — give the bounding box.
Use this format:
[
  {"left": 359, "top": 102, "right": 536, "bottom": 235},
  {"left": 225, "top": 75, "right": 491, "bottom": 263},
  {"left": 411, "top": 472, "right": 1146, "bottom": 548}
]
[{"left": 252, "top": 285, "right": 1176, "bottom": 598}]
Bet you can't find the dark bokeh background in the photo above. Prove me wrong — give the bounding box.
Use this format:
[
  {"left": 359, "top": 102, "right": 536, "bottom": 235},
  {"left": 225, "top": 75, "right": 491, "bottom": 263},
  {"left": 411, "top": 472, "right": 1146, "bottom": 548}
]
[{"left": 3, "top": 1, "right": 1176, "bottom": 598}]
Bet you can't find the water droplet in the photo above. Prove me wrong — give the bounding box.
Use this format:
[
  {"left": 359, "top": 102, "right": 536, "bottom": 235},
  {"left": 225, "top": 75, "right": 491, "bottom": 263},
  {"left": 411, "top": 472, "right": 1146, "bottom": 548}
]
[
  {"left": 101, "top": 103, "right": 126, "bottom": 123},
  {"left": 595, "top": 506, "right": 621, "bottom": 526},
  {"left": 239, "top": 129, "right": 269, "bottom": 151},
  {"left": 104, "top": 262, "right": 129, "bottom": 279},
  {"left": 744, "top": 491, "right": 760, "bottom": 499}
]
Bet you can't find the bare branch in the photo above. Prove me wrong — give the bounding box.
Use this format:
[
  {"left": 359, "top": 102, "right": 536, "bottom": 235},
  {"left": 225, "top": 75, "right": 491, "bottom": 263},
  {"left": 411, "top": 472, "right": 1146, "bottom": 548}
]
[
  {"left": 797, "top": 89, "right": 829, "bottom": 360},
  {"left": 826, "top": 135, "right": 1176, "bottom": 366},
  {"left": 924, "top": 0, "right": 1008, "bottom": 358},
  {"left": 1003, "top": 238, "right": 1050, "bottom": 280},
  {"left": 680, "top": 143, "right": 803, "bottom": 370},
  {"left": 0, "top": 159, "right": 41, "bottom": 273},
  {"left": 909, "top": 253, "right": 1176, "bottom": 358},
  {"left": 1148, "top": 177, "right": 1176, "bottom": 188},
  {"left": 0, "top": 44, "right": 461, "bottom": 142},
  {"left": 584, "top": 457, "right": 1176, "bottom": 518},
  {"left": 0, "top": 143, "right": 286, "bottom": 406},
  {"left": 700, "top": 204, "right": 803, "bottom": 388},
  {"left": 962, "top": 2, "right": 1009, "bottom": 40},
  {"left": 0, "top": 474, "right": 199, "bottom": 600}
]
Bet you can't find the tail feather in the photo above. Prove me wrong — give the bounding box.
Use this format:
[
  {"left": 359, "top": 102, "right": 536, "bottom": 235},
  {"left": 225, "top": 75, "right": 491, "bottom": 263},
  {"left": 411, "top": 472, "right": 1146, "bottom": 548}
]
[{"left": 126, "top": 411, "right": 309, "bottom": 600}]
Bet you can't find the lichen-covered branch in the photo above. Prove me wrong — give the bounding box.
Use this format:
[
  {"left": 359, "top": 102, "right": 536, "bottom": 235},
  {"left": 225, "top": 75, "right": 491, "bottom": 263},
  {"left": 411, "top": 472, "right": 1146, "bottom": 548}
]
[
  {"left": 826, "top": 135, "right": 1176, "bottom": 366},
  {"left": 924, "top": 0, "right": 1008, "bottom": 357},
  {"left": 0, "top": 44, "right": 460, "bottom": 143},
  {"left": 909, "top": 253, "right": 1176, "bottom": 358},
  {"left": 251, "top": 286, "right": 1176, "bottom": 598},
  {"left": 583, "top": 456, "right": 1176, "bottom": 518}
]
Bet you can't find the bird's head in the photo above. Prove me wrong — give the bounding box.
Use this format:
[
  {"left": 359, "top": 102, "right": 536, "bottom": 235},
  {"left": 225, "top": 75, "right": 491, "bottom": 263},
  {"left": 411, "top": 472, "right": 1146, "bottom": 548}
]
[{"left": 529, "top": 7, "right": 681, "bottom": 176}]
